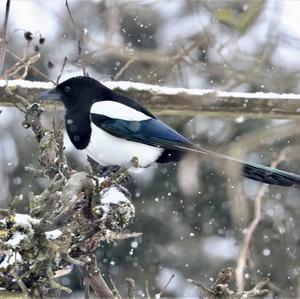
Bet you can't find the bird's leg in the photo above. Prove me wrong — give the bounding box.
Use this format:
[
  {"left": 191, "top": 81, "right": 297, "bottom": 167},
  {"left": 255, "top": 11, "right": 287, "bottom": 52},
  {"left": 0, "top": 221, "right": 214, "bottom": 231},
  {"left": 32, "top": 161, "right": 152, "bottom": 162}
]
[
  {"left": 87, "top": 156, "right": 120, "bottom": 177},
  {"left": 99, "top": 165, "right": 121, "bottom": 177},
  {"left": 111, "top": 157, "right": 138, "bottom": 181},
  {"left": 100, "top": 157, "right": 138, "bottom": 188}
]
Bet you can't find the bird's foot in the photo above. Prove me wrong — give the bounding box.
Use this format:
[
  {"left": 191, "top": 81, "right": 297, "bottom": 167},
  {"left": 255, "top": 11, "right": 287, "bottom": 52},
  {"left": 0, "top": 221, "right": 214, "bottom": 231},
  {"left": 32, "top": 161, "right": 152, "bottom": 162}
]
[{"left": 99, "top": 165, "right": 121, "bottom": 177}]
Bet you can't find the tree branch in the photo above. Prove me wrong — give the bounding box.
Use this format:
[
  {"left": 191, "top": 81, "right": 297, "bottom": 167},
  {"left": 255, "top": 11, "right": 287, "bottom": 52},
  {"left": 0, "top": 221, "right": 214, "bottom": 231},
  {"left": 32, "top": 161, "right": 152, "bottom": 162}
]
[
  {"left": 0, "top": 80, "right": 135, "bottom": 297},
  {"left": 1, "top": 80, "right": 300, "bottom": 119}
]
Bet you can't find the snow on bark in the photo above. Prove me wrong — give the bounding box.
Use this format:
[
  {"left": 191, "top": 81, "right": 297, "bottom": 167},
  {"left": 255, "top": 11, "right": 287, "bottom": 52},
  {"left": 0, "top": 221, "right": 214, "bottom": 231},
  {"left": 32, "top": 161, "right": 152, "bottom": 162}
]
[{"left": 1, "top": 79, "right": 300, "bottom": 119}]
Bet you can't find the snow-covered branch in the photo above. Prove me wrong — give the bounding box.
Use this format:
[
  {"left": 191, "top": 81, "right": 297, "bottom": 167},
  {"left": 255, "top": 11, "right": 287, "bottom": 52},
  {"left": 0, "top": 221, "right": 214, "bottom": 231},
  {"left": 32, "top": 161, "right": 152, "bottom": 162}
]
[
  {"left": 0, "top": 85, "right": 136, "bottom": 297},
  {"left": 1, "top": 79, "right": 300, "bottom": 119}
]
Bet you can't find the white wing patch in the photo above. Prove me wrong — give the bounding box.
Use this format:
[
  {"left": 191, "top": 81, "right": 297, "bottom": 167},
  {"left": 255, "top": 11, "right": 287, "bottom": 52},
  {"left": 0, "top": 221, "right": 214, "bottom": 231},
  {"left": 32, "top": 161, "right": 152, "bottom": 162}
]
[{"left": 91, "top": 101, "right": 151, "bottom": 121}]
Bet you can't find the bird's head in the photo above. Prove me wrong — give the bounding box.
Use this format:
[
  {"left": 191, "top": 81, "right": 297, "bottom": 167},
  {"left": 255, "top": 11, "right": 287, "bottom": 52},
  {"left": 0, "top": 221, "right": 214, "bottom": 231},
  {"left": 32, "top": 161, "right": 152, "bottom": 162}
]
[{"left": 37, "top": 76, "right": 111, "bottom": 110}]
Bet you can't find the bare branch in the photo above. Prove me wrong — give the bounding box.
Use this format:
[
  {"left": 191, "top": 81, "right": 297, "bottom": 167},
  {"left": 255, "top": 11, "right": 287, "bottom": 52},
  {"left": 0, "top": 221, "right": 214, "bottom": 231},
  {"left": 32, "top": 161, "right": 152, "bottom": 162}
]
[
  {"left": 235, "top": 150, "right": 288, "bottom": 291},
  {"left": 113, "top": 58, "right": 137, "bottom": 81},
  {"left": 157, "top": 273, "right": 175, "bottom": 298},
  {"left": 65, "top": 0, "right": 86, "bottom": 76},
  {"left": 78, "top": 256, "right": 114, "bottom": 299}
]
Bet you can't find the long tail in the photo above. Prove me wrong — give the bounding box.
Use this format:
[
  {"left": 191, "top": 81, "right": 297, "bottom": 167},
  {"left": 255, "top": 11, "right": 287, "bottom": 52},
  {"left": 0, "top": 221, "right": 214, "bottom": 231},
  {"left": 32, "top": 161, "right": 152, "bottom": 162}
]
[{"left": 177, "top": 145, "right": 300, "bottom": 187}]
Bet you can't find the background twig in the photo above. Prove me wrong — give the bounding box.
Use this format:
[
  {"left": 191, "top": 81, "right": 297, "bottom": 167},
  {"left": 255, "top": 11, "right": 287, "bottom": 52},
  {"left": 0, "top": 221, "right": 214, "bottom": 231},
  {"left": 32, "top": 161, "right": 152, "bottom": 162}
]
[
  {"left": 65, "top": 0, "right": 86, "bottom": 76},
  {"left": 0, "top": 0, "right": 10, "bottom": 75},
  {"left": 235, "top": 149, "right": 289, "bottom": 291}
]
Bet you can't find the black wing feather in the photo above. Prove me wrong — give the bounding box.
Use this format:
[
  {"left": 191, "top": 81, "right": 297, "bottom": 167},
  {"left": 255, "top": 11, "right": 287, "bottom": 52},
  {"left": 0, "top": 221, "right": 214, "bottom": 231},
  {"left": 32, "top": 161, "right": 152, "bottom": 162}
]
[{"left": 91, "top": 113, "right": 195, "bottom": 150}]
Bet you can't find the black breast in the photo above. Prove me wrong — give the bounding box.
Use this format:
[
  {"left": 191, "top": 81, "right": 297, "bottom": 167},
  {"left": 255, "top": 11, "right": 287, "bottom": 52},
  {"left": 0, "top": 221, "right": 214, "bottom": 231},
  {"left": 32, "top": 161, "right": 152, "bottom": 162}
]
[{"left": 65, "top": 110, "right": 91, "bottom": 150}]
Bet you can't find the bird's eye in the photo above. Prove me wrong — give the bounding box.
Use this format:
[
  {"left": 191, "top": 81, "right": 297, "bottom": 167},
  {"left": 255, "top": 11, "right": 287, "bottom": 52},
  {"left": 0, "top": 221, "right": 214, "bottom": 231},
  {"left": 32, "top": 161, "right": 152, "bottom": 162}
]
[{"left": 64, "top": 86, "right": 71, "bottom": 93}]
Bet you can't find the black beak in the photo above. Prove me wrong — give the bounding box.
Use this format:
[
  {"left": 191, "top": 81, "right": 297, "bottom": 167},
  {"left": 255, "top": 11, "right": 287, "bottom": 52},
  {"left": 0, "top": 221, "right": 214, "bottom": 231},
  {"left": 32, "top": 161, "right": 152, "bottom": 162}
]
[{"left": 37, "top": 87, "right": 63, "bottom": 102}]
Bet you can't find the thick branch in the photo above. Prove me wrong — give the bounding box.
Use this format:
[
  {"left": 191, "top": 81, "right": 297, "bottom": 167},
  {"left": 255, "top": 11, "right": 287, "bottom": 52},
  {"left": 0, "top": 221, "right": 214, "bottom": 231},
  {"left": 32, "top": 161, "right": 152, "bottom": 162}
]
[{"left": 1, "top": 80, "right": 300, "bottom": 119}]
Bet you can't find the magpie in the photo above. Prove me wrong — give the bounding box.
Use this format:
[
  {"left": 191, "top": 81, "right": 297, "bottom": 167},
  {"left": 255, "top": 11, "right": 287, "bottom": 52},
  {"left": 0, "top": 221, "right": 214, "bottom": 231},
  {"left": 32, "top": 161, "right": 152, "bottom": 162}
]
[{"left": 37, "top": 76, "right": 300, "bottom": 187}]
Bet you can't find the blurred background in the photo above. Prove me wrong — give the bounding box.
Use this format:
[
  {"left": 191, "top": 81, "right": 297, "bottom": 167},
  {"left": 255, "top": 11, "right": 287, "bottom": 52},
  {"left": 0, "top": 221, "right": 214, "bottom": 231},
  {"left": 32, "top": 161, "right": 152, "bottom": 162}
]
[{"left": 1, "top": 0, "right": 300, "bottom": 297}]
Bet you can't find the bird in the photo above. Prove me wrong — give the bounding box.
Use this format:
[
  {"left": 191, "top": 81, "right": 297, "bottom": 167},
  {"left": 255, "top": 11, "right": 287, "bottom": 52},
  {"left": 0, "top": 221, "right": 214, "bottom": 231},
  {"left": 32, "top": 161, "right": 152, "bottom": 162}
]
[{"left": 37, "top": 76, "right": 300, "bottom": 187}]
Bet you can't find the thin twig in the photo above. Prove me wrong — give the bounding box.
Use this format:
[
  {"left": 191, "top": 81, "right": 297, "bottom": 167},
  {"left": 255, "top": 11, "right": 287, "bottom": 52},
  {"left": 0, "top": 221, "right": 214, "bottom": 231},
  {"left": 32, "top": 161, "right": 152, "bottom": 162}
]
[
  {"left": 63, "top": 253, "right": 85, "bottom": 266},
  {"left": 5, "top": 81, "right": 29, "bottom": 111},
  {"left": 65, "top": 0, "right": 86, "bottom": 76},
  {"left": 112, "top": 232, "right": 143, "bottom": 240},
  {"left": 109, "top": 273, "right": 122, "bottom": 299},
  {"left": 113, "top": 58, "right": 137, "bottom": 81},
  {"left": 56, "top": 56, "right": 67, "bottom": 84},
  {"left": 126, "top": 278, "right": 135, "bottom": 299},
  {"left": 238, "top": 278, "right": 269, "bottom": 297},
  {"left": 235, "top": 149, "right": 288, "bottom": 291},
  {"left": 6, "top": 49, "right": 55, "bottom": 84},
  {"left": 145, "top": 280, "right": 151, "bottom": 299},
  {"left": 101, "top": 157, "right": 138, "bottom": 189},
  {"left": 158, "top": 273, "right": 175, "bottom": 297},
  {"left": 0, "top": 0, "right": 11, "bottom": 75},
  {"left": 46, "top": 266, "right": 72, "bottom": 293},
  {"left": 10, "top": 52, "right": 40, "bottom": 80},
  {"left": 187, "top": 278, "right": 215, "bottom": 295}
]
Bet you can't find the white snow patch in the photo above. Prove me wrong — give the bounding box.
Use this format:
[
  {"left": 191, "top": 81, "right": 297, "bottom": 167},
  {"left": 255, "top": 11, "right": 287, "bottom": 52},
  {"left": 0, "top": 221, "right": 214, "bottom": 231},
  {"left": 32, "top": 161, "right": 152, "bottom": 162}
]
[
  {"left": 5, "top": 232, "right": 27, "bottom": 249},
  {"left": 100, "top": 187, "right": 129, "bottom": 214},
  {"left": 45, "top": 229, "right": 63, "bottom": 240},
  {"left": 2, "top": 79, "right": 300, "bottom": 102},
  {"left": 104, "top": 81, "right": 300, "bottom": 100},
  {"left": 101, "top": 187, "right": 128, "bottom": 205},
  {"left": 104, "top": 80, "right": 216, "bottom": 96},
  {"left": 0, "top": 251, "right": 22, "bottom": 269},
  {"left": 14, "top": 214, "right": 40, "bottom": 228},
  {"left": 0, "top": 79, "right": 53, "bottom": 89}
]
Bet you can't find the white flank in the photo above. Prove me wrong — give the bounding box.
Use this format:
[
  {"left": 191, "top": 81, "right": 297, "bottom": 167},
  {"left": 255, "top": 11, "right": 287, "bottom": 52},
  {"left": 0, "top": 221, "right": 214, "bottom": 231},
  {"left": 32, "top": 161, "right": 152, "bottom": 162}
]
[
  {"left": 85, "top": 123, "right": 163, "bottom": 169},
  {"left": 91, "top": 101, "right": 151, "bottom": 121}
]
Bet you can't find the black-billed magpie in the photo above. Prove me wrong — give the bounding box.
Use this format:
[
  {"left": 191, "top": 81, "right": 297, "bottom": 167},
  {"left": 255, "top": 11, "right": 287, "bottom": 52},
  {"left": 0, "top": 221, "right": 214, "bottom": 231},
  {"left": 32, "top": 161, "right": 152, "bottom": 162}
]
[{"left": 37, "top": 76, "right": 300, "bottom": 187}]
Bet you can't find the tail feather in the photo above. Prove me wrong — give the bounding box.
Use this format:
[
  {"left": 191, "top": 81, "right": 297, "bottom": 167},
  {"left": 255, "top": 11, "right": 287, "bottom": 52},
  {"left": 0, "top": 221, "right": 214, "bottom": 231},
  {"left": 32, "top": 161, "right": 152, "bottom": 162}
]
[
  {"left": 237, "top": 160, "right": 300, "bottom": 187},
  {"left": 176, "top": 145, "right": 300, "bottom": 187}
]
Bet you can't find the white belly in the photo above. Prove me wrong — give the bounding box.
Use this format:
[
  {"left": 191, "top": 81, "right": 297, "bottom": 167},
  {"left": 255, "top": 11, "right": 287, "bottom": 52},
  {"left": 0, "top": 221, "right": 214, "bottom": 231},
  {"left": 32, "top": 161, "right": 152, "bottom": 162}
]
[{"left": 84, "top": 123, "right": 164, "bottom": 169}]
